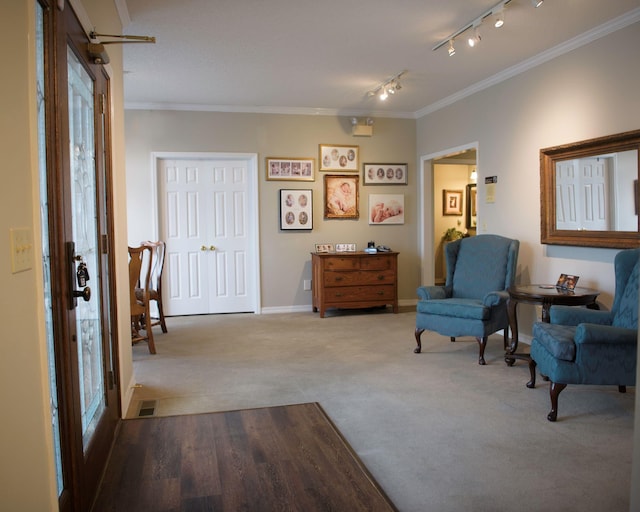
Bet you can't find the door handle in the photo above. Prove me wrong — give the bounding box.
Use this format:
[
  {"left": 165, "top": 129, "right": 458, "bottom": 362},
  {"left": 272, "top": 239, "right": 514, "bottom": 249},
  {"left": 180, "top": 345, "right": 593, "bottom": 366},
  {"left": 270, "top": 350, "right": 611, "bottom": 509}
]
[
  {"left": 73, "top": 286, "right": 91, "bottom": 302},
  {"left": 67, "top": 241, "right": 92, "bottom": 309},
  {"left": 209, "top": 245, "right": 216, "bottom": 251}
]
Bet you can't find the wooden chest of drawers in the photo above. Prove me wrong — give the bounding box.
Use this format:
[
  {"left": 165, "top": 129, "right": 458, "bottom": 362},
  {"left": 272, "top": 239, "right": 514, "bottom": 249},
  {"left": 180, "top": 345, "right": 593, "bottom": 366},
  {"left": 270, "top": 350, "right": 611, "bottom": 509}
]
[{"left": 311, "top": 251, "right": 399, "bottom": 318}]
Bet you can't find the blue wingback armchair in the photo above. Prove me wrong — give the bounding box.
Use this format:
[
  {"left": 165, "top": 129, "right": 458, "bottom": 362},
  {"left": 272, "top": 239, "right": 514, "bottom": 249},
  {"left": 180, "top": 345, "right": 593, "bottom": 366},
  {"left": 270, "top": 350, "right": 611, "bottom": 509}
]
[
  {"left": 415, "top": 234, "right": 520, "bottom": 365},
  {"left": 528, "top": 248, "right": 639, "bottom": 421}
]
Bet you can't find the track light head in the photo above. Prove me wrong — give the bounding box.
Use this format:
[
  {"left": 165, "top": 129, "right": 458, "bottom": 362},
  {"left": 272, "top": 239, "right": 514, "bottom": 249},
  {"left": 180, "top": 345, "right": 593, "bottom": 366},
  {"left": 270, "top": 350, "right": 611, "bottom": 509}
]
[
  {"left": 531, "top": 0, "right": 543, "bottom": 7},
  {"left": 494, "top": 8, "right": 505, "bottom": 28},
  {"left": 448, "top": 40, "right": 456, "bottom": 56},
  {"left": 379, "top": 89, "right": 388, "bottom": 101},
  {"left": 467, "top": 25, "right": 481, "bottom": 47}
]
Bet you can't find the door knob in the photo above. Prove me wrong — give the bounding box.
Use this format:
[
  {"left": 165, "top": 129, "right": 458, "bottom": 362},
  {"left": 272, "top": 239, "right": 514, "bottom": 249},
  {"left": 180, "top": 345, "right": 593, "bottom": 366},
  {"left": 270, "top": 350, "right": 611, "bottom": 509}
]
[
  {"left": 73, "top": 286, "right": 91, "bottom": 302},
  {"left": 201, "top": 245, "right": 208, "bottom": 251},
  {"left": 209, "top": 245, "right": 216, "bottom": 251}
]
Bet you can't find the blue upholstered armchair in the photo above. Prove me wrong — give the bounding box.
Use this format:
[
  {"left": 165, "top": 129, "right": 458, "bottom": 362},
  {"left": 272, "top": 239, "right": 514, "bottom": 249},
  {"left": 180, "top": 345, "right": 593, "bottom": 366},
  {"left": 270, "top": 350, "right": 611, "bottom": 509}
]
[
  {"left": 414, "top": 234, "right": 520, "bottom": 365},
  {"left": 528, "top": 248, "right": 639, "bottom": 421}
]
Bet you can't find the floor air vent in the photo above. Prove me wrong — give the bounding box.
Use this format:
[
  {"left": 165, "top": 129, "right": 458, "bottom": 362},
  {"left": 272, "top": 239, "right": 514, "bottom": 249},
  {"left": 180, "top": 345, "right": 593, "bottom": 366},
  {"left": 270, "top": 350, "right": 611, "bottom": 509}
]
[{"left": 138, "top": 400, "right": 157, "bottom": 417}]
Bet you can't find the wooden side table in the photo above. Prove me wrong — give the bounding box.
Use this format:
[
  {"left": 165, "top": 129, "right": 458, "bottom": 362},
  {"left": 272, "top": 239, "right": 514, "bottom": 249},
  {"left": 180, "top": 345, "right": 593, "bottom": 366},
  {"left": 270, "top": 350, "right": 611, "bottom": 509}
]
[{"left": 505, "top": 284, "right": 600, "bottom": 365}]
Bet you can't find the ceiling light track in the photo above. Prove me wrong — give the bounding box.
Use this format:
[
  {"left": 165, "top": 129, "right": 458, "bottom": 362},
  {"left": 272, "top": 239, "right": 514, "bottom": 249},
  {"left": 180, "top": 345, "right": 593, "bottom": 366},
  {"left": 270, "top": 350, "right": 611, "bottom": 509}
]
[
  {"left": 366, "top": 70, "right": 407, "bottom": 101},
  {"left": 432, "top": 0, "right": 543, "bottom": 54}
]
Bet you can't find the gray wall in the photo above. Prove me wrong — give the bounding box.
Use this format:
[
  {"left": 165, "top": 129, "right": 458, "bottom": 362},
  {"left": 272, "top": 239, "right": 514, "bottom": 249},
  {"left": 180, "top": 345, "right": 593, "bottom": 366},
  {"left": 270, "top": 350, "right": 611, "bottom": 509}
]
[{"left": 125, "top": 112, "right": 418, "bottom": 309}]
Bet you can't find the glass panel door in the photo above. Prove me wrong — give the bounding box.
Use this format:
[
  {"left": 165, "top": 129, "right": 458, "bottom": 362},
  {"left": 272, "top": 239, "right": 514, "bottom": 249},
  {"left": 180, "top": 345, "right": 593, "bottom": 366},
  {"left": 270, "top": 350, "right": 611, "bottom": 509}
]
[
  {"left": 36, "top": 2, "right": 63, "bottom": 495},
  {"left": 67, "top": 47, "right": 105, "bottom": 448}
]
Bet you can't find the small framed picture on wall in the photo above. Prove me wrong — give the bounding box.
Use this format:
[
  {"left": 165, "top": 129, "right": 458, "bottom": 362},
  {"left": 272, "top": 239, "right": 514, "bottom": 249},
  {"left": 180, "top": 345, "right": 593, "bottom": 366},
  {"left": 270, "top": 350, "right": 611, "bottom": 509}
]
[
  {"left": 267, "top": 157, "right": 315, "bottom": 181},
  {"left": 443, "top": 189, "right": 463, "bottom": 216},
  {"left": 319, "top": 144, "right": 359, "bottom": 171},
  {"left": 280, "top": 189, "right": 313, "bottom": 230},
  {"left": 363, "top": 163, "right": 407, "bottom": 185}
]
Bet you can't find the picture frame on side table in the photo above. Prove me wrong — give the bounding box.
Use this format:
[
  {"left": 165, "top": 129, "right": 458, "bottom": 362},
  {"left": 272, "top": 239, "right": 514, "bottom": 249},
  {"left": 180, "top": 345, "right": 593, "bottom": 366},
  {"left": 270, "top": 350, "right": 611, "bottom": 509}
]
[
  {"left": 280, "top": 189, "right": 313, "bottom": 230},
  {"left": 324, "top": 174, "right": 359, "bottom": 219},
  {"left": 443, "top": 189, "right": 463, "bottom": 216},
  {"left": 267, "top": 157, "right": 314, "bottom": 181},
  {"left": 363, "top": 163, "right": 407, "bottom": 185},
  {"left": 319, "top": 144, "right": 359, "bottom": 171},
  {"left": 314, "top": 243, "right": 335, "bottom": 253}
]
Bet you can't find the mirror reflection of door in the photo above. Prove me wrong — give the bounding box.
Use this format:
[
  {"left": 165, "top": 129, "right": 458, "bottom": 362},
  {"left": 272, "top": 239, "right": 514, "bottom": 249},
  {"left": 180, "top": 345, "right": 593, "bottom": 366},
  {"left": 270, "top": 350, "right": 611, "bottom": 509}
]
[
  {"left": 37, "top": 3, "right": 119, "bottom": 510},
  {"left": 433, "top": 149, "right": 477, "bottom": 285}
]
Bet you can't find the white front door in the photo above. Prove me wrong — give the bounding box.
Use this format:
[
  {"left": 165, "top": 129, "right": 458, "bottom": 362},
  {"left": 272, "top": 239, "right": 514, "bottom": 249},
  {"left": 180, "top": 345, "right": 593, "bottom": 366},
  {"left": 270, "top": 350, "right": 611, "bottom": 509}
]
[{"left": 158, "top": 157, "right": 256, "bottom": 315}]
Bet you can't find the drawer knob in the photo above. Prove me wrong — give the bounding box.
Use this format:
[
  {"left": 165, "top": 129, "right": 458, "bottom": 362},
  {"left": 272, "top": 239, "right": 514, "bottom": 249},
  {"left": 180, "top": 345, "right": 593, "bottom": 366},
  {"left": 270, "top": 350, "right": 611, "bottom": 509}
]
[
  {"left": 377, "top": 275, "right": 385, "bottom": 280},
  {"left": 335, "top": 276, "right": 343, "bottom": 281}
]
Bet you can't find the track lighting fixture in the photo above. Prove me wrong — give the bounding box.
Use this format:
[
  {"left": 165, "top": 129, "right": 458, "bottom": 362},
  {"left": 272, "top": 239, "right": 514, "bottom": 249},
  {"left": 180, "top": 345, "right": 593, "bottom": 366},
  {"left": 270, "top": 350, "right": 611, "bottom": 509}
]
[
  {"left": 467, "top": 23, "right": 481, "bottom": 47},
  {"left": 366, "top": 71, "right": 406, "bottom": 102},
  {"left": 432, "top": 0, "right": 543, "bottom": 54}
]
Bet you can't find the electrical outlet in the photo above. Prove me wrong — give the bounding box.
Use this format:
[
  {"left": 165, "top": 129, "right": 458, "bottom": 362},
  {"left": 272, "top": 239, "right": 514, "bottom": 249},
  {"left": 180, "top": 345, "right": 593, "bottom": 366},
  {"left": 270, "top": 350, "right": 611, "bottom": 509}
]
[
  {"left": 10, "top": 227, "right": 33, "bottom": 273},
  {"left": 303, "top": 279, "right": 311, "bottom": 291}
]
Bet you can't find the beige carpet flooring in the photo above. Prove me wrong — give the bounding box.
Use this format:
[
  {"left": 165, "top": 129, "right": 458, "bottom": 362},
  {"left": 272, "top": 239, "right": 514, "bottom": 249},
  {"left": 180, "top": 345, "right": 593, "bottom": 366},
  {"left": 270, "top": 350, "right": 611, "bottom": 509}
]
[{"left": 129, "top": 307, "right": 635, "bottom": 512}]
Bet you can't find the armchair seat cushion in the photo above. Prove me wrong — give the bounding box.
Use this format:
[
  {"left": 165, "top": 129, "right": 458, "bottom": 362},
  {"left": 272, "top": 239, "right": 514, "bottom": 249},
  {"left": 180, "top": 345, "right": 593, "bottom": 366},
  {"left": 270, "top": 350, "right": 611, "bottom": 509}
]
[
  {"left": 532, "top": 322, "right": 577, "bottom": 361},
  {"left": 417, "top": 298, "right": 490, "bottom": 320}
]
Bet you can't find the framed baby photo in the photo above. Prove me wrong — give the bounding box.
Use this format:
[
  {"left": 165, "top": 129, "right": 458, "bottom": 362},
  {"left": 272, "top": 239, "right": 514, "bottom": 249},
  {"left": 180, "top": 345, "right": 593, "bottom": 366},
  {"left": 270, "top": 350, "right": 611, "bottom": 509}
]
[
  {"left": 266, "top": 157, "right": 315, "bottom": 181},
  {"left": 319, "top": 144, "right": 359, "bottom": 172},
  {"left": 279, "top": 189, "right": 313, "bottom": 230},
  {"left": 369, "top": 194, "right": 405, "bottom": 225},
  {"left": 324, "top": 174, "right": 359, "bottom": 219},
  {"left": 363, "top": 163, "right": 408, "bottom": 185}
]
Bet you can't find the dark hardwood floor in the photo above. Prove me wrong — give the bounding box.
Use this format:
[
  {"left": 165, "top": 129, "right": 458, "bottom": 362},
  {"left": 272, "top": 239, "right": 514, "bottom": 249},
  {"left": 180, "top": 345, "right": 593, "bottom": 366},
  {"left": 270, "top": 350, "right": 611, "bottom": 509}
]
[{"left": 91, "top": 402, "right": 398, "bottom": 511}]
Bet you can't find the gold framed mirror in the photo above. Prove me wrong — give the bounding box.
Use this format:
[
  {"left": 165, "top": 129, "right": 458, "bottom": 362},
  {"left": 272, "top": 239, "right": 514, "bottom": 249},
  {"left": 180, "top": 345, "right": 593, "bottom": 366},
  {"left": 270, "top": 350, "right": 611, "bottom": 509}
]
[{"left": 540, "top": 129, "right": 640, "bottom": 249}]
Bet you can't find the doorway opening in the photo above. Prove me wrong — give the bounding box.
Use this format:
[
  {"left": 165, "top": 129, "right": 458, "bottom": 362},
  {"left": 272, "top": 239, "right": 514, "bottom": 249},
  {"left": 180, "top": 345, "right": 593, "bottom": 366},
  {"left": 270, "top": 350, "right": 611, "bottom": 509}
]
[{"left": 418, "top": 144, "right": 478, "bottom": 287}]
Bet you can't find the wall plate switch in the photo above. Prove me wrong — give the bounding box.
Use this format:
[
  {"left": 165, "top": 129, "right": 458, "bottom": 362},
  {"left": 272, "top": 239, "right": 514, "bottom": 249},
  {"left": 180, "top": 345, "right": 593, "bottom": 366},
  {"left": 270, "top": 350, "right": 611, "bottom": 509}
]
[
  {"left": 303, "top": 279, "right": 311, "bottom": 291},
  {"left": 10, "top": 227, "right": 33, "bottom": 273}
]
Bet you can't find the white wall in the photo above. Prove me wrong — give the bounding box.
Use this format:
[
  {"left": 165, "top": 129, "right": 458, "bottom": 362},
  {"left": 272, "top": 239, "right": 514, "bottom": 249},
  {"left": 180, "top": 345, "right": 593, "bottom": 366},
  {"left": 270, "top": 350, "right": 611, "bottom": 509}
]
[
  {"left": 124, "top": 112, "right": 419, "bottom": 309},
  {"left": 417, "top": 22, "right": 640, "bottom": 321},
  {"left": 417, "top": 26, "right": 640, "bottom": 508},
  {"left": 0, "top": 1, "right": 130, "bottom": 509}
]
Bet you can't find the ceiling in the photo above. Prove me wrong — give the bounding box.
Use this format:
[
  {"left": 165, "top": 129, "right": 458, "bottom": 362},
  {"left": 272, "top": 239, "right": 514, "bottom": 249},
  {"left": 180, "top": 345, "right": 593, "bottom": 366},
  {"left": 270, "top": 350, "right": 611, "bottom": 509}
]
[{"left": 120, "top": 0, "right": 640, "bottom": 118}]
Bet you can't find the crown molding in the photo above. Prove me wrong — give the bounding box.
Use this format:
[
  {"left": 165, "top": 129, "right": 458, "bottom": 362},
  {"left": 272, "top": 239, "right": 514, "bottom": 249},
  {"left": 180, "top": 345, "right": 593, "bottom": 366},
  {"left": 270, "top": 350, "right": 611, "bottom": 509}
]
[
  {"left": 415, "top": 7, "right": 640, "bottom": 119},
  {"left": 123, "top": 102, "right": 416, "bottom": 119}
]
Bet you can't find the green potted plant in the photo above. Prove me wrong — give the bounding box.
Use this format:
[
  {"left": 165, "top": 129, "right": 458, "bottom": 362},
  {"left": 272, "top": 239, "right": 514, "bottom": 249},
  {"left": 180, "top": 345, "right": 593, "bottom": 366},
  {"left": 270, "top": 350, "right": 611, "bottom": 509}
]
[{"left": 441, "top": 227, "right": 467, "bottom": 242}]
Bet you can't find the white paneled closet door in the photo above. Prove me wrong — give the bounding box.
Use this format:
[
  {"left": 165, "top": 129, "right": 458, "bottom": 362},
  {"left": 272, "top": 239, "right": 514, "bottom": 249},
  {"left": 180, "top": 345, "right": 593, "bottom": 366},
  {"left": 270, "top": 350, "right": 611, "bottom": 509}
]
[{"left": 159, "top": 158, "right": 253, "bottom": 315}]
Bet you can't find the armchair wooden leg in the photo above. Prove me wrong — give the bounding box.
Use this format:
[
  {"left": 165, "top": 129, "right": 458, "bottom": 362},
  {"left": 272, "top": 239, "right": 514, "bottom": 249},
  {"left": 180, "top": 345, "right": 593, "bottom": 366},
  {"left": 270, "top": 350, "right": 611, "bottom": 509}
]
[
  {"left": 414, "top": 328, "right": 424, "bottom": 354},
  {"left": 476, "top": 336, "right": 487, "bottom": 365},
  {"left": 547, "top": 382, "right": 567, "bottom": 422},
  {"left": 619, "top": 385, "right": 627, "bottom": 393},
  {"left": 526, "top": 359, "right": 537, "bottom": 388},
  {"left": 450, "top": 337, "right": 456, "bottom": 342}
]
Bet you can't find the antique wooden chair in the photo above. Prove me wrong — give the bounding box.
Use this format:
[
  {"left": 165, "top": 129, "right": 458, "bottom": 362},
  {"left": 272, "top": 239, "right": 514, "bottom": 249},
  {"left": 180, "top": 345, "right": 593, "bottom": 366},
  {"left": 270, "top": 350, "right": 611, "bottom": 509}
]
[
  {"left": 136, "top": 240, "right": 168, "bottom": 333},
  {"left": 129, "top": 245, "right": 155, "bottom": 354}
]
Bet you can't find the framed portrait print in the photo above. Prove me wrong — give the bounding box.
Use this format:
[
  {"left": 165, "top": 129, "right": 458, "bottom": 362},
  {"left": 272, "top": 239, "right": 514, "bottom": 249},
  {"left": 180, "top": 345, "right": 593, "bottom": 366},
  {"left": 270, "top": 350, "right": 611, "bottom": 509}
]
[
  {"left": 319, "top": 144, "right": 359, "bottom": 171},
  {"left": 363, "top": 163, "right": 408, "bottom": 185},
  {"left": 443, "top": 189, "right": 463, "bottom": 216},
  {"left": 324, "top": 174, "right": 359, "bottom": 219},
  {"left": 280, "top": 189, "right": 313, "bottom": 230},
  {"left": 267, "top": 157, "right": 314, "bottom": 181},
  {"left": 369, "top": 194, "right": 405, "bottom": 224}
]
